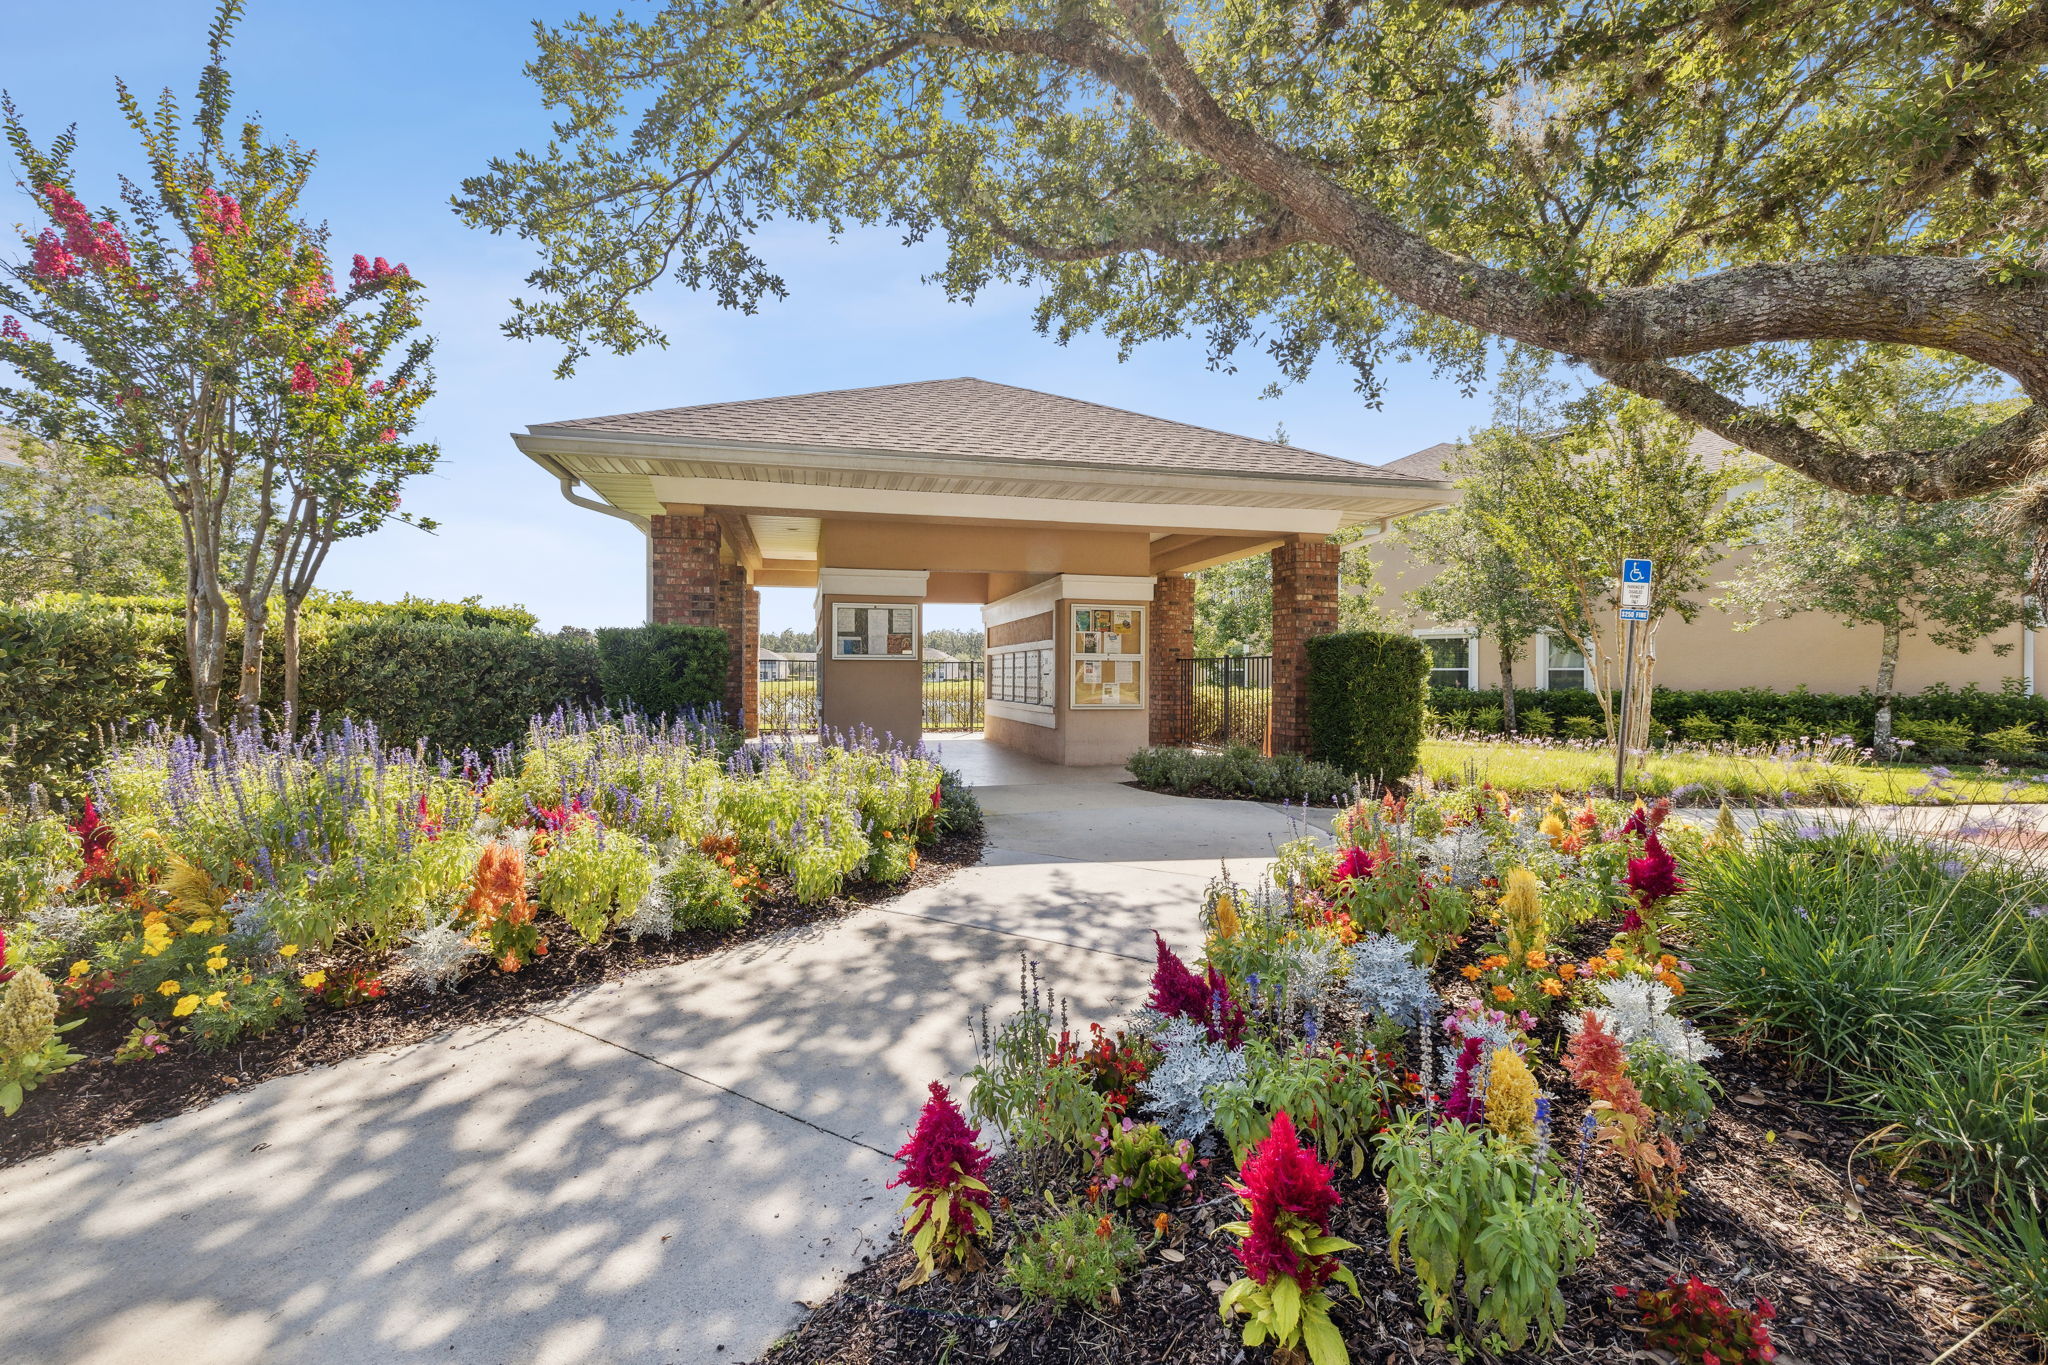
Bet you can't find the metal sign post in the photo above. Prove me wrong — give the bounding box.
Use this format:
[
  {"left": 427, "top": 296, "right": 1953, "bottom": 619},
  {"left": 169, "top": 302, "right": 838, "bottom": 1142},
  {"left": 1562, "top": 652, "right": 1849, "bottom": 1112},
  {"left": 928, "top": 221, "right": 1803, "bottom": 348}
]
[{"left": 1615, "top": 559, "right": 1654, "bottom": 796}]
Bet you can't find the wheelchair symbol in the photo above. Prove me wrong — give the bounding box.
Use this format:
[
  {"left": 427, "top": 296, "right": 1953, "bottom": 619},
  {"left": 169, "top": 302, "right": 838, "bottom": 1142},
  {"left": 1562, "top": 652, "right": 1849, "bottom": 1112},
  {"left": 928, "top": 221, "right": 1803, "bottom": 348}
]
[{"left": 1622, "top": 559, "right": 1653, "bottom": 583}]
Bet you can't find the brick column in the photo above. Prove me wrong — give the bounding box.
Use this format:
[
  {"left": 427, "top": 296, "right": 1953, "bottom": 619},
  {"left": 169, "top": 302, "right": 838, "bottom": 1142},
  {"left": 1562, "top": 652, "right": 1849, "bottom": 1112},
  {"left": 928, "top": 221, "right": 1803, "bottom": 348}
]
[
  {"left": 649, "top": 514, "right": 721, "bottom": 627},
  {"left": 1149, "top": 574, "right": 1194, "bottom": 745},
  {"left": 715, "top": 563, "right": 760, "bottom": 735},
  {"left": 1269, "top": 535, "right": 1340, "bottom": 755}
]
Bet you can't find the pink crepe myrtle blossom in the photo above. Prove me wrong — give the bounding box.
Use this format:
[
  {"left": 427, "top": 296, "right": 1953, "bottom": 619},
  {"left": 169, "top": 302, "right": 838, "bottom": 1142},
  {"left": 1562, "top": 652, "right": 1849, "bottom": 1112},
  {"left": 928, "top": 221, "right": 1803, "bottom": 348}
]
[
  {"left": 378, "top": 428, "right": 397, "bottom": 444},
  {"left": 31, "top": 229, "right": 81, "bottom": 280},
  {"left": 349, "top": 253, "right": 410, "bottom": 286},
  {"left": 189, "top": 241, "right": 216, "bottom": 287},
  {"left": 0, "top": 316, "right": 27, "bottom": 342},
  {"left": 39, "top": 184, "right": 129, "bottom": 271},
  {"left": 196, "top": 187, "right": 246, "bottom": 235},
  {"left": 289, "top": 360, "right": 319, "bottom": 394}
]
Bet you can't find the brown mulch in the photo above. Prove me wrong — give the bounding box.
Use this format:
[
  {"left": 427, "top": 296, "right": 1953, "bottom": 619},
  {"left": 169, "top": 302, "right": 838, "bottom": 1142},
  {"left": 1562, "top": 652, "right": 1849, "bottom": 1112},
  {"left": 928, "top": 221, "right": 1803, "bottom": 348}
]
[
  {"left": 755, "top": 1043, "right": 2040, "bottom": 1365},
  {"left": 0, "top": 828, "right": 982, "bottom": 1171}
]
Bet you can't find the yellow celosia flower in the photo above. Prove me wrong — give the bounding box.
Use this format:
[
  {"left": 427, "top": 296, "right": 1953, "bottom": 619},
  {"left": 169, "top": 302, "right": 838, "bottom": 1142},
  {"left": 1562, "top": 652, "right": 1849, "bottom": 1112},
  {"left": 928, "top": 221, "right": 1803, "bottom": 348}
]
[
  {"left": 157, "top": 980, "right": 182, "bottom": 996},
  {"left": 172, "top": 995, "right": 200, "bottom": 1017},
  {"left": 1212, "top": 894, "right": 1241, "bottom": 941},
  {"left": 1538, "top": 813, "right": 1566, "bottom": 849},
  {"left": 0, "top": 966, "right": 60, "bottom": 1060},
  {"left": 1499, "top": 868, "right": 1545, "bottom": 960},
  {"left": 1485, "top": 1048, "right": 1539, "bottom": 1145},
  {"left": 300, "top": 971, "right": 326, "bottom": 990}
]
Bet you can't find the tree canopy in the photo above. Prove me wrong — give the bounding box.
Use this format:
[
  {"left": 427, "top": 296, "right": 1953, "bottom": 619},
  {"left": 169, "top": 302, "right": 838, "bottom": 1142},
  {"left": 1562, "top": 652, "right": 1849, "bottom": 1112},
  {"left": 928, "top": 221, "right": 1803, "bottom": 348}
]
[{"left": 461, "top": 0, "right": 2048, "bottom": 536}]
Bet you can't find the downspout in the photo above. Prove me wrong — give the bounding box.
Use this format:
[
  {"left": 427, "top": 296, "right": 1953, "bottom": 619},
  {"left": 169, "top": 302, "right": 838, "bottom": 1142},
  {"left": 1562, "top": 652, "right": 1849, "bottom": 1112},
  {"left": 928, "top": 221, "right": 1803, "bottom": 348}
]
[{"left": 534, "top": 453, "right": 655, "bottom": 621}]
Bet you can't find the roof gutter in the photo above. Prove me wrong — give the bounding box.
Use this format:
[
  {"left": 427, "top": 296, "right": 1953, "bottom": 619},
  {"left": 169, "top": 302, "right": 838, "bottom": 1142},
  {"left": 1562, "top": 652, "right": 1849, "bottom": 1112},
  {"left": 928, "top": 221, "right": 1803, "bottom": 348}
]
[{"left": 526, "top": 447, "right": 651, "bottom": 533}]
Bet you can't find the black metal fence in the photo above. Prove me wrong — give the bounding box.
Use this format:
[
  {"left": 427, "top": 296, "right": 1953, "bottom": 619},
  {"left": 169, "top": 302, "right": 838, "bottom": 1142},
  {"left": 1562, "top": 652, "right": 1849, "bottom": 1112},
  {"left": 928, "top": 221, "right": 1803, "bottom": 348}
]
[
  {"left": 1186, "top": 654, "right": 1273, "bottom": 751},
  {"left": 756, "top": 657, "right": 983, "bottom": 732}
]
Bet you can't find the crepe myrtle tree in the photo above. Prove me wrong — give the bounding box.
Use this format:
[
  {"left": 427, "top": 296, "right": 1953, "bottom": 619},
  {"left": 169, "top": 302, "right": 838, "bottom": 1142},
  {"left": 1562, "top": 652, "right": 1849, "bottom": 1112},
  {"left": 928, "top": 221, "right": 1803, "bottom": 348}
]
[
  {"left": 0, "top": 3, "right": 436, "bottom": 735},
  {"left": 460, "top": 0, "right": 2048, "bottom": 564}
]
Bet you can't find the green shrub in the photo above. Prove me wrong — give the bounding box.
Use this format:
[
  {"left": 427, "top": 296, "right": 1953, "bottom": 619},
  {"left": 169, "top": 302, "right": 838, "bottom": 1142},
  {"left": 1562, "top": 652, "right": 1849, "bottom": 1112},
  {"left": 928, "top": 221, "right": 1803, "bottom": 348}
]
[
  {"left": 1728, "top": 715, "right": 1770, "bottom": 748},
  {"left": 662, "top": 851, "right": 751, "bottom": 932},
  {"left": 1305, "top": 631, "right": 1429, "bottom": 785},
  {"left": 1562, "top": 713, "right": 1602, "bottom": 739},
  {"left": 1677, "top": 712, "right": 1724, "bottom": 744},
  {"left": 595, "top": 623, "right": 728, "bottom": 721},
  {"left": 1519, "top": 705, "right": 1553, "bottom": 737},
  {"left": 1893, "top": 717, "right": 1975, "bottom": 761},
  {"left": 1004, "top": 1200, "right": 1144, "bottom": 1310},
  {"left": 1125, "top": 744, "right": 1353, "bottom": 804},
  {"left": 300, "top": 619, "right": 602, "bottom": 754},
  {"left": 0, "top": 603, "right": 177, "bottom": 796},
  {"left": 933, "top": 765, "right": 984, "bottom": 839},
  {"left": 1980, "top": 721, "right": 2044, "bottom": 762}
]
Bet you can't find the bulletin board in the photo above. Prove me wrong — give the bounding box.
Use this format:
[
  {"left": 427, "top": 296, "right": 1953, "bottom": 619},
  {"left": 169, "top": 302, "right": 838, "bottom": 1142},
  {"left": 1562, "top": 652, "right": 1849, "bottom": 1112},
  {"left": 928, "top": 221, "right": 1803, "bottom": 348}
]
[
  {"left": 832, "top": 602, "right": 919, "bottom": 659},
  {"left": 1068, "top": 604, "right": 1145, "bottom": 708}
]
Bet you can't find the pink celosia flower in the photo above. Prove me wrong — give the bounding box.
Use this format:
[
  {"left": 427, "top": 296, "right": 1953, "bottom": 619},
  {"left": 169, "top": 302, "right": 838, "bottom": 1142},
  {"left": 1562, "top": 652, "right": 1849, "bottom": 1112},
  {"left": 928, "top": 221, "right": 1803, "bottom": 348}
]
[
  {"left": 1333, "top": 844, "right": 1376, "bottom": 884},
  {"left": 1626, "top": 830, "right": 1684, "bottom": 907},
  {"left": 1442, "top": 1035, "right": 1486, "bottom": 1123},
  {"left": 1148, "top": 932, "right": 1209, "bottom": 1020},
  {"left": 888, "top": 1081, "right": 991, "bottom": 1193},
  {"left": 1231, "top": 1110, "right": 1342, "bottom": 1288}
]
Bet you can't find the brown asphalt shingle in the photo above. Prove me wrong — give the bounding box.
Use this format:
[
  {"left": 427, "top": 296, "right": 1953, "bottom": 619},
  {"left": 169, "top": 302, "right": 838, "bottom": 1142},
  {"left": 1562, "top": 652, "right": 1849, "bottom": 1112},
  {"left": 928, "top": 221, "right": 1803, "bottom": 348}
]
[
  {"left": 1375, "top": 429, "right": 1759, "bottom": 481},
  {"left": 532, "top": 378, "right": 1431, "bottom": 485}
]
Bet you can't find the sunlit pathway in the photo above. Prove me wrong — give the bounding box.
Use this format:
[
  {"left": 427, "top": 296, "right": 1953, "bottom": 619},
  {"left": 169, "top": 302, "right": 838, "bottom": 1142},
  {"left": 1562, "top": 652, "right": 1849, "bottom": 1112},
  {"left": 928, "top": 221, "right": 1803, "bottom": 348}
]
[{"left": 0, "top": 737, "right": 1312, "bottom": 1365}]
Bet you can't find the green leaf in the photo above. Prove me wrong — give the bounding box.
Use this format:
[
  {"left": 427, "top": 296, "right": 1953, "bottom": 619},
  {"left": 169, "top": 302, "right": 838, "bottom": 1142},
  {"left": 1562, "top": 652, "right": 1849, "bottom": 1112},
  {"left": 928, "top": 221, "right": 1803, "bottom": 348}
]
[{"left": 1302, "top": 1308, "right": 1350, "bottom": 1365}]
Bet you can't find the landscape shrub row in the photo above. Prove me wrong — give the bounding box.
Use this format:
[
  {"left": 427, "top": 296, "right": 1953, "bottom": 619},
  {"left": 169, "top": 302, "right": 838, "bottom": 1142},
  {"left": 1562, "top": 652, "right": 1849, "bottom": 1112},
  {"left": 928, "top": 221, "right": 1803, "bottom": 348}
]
[
  {"left": 1432, "top": 683, "right": 2048, "bottom": 758},
  {"left": 0, "top": 599, "right": 728, "bottom": 795}
]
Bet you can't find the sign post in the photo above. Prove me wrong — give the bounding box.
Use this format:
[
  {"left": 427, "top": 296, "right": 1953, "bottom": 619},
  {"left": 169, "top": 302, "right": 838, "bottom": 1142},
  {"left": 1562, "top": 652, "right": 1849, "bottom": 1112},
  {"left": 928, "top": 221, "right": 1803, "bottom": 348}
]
[{"left": 1615, "top": 558, "right": 1654, "bottom": 795}]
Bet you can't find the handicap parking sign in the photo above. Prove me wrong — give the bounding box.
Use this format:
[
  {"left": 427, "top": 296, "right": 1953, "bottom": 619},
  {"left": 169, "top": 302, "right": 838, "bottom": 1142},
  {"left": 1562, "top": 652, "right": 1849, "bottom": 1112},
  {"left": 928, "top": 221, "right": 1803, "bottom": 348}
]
[{"left": 1622, "top": 558, "right": 1654, "bottom": 584}]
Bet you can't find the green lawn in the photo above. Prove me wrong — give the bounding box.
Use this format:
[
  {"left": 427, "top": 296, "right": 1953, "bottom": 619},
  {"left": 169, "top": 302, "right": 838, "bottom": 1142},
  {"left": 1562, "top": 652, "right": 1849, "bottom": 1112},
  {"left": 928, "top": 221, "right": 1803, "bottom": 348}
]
[{"left": 1417, "top": 738, "right": 2048, "bottom": 805}]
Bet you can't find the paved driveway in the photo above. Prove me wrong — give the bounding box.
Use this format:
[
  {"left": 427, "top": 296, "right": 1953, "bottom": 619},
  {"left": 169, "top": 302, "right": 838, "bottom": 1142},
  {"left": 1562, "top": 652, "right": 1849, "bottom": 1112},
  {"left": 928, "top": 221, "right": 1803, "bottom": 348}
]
[{"left": 0, "top": 738, "right": 1310, "bottom": 1365}]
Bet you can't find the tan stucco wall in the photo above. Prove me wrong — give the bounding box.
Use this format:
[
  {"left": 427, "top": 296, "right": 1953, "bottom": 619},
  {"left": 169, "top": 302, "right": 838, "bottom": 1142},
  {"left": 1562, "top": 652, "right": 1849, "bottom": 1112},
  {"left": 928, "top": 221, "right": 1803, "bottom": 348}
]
[
  {"left": 1050, "top": 595, "right": 1149, "bottom": 765},
  {"left": 817, "top": 593, "right": 924, "bottom": 745},
  {"left": 989, "top": 610, "right": 1055, "bottom": 649},
  {"left": 1370, "top": 537, "right": 2035, "bottom": 695},
  {"left": 818, "top": 519, "right": 1150, "bottom": 578}
]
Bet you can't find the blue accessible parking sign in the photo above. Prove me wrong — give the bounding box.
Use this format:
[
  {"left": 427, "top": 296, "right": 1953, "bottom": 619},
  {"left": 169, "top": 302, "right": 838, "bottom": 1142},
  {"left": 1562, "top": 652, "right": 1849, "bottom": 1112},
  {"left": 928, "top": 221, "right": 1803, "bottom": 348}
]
[{"left": 1622, "top": 558, "right": 1654, "bottom": 583}]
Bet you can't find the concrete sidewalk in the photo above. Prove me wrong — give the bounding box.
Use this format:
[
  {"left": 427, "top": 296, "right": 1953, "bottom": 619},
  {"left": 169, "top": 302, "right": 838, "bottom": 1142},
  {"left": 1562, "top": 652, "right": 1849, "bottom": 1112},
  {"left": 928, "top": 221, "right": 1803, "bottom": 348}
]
[{"left": 0, "top": 738, "right": 1311, "bottom": 1365}]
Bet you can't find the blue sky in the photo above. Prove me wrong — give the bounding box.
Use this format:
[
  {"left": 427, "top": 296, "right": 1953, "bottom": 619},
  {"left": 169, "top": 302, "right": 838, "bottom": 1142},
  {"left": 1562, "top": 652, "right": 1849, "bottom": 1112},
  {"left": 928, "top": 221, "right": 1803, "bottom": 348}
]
[{"left": 5, "top": 1, "right": 1494, "bottom": 635}]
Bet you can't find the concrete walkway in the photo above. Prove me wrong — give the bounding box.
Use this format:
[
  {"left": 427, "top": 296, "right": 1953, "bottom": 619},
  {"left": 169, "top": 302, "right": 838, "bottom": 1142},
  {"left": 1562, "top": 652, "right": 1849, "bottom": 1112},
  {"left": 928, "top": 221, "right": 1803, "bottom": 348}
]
[{"left": 0, "top": 737, "right": 1313, "bottom": 1365}]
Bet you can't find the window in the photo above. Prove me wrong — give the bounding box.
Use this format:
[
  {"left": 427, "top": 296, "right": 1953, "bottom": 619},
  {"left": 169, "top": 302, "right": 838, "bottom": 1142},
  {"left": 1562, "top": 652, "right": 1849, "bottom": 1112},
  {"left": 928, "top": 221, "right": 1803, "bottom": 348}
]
[
  {"left": 988, "top": 643, "right": 1053, "bottom": 707},
  {"left": 1421, "top": 634, "right": 1474, "bottom": 690},
  {"left": 1069, "top": 604, "right": 1145, "bottom": 708},
  {"left": 1540, "top": 636, "right": 1589, "bottom": 691},
  {"left": 831, "top": 602, "right": 919, "bottom": 659}
]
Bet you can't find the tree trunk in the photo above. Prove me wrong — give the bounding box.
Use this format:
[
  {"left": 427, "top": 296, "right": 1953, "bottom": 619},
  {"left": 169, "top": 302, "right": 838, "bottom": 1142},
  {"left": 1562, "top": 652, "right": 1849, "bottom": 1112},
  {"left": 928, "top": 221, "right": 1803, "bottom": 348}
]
[
  {"left": 1872, "top": 622, "right": 1902, "bottom": 757},
  {"left": 1498, "top": 641, "right": 1518, "bottom": 734},
  {"left": 235, "top": 603, "right": 268, "bottom": 733},
  {"left": 1628, "top": 625, "right": 1658, "bottom": 764},
  {"left": 282, "top": 595, "right": 303, "bottom": 737}
]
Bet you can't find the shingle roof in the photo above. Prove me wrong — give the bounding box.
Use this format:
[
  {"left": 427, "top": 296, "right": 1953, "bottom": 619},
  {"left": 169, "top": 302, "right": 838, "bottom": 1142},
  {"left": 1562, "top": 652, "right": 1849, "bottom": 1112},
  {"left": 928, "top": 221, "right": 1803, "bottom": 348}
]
[
  {"left": 1376, "top": 429, "right": 1759, "bottom": 482},
  {"left": 533, "top": 378, "right": 1432, "bottom": 485}
]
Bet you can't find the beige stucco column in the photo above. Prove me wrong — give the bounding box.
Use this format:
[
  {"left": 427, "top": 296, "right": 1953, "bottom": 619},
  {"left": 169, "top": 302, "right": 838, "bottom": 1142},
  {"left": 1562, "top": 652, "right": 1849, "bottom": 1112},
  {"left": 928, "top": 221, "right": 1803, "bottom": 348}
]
[{"left": 816, "top": 568, "right": 929, "bottom": 748}]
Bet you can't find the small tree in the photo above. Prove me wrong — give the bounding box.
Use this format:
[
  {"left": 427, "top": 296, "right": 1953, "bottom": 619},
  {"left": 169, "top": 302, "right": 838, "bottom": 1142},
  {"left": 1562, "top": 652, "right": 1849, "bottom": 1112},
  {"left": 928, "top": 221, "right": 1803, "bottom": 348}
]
[
  {"left": 1467, "top": 381, "right": 1763, "bottom": 758},
  {"left": 0, "top": 431, "right": 214, "bottom": 602},
  {"left": 1720, "top": 354, "right": 2037, "bottom": 753},
  {"left": 0, "top": 5, "right": 436, "bottom": 736},
  {"left": 1395, "top": 443, "right": 1556, "bottom": 733},
  {"left": 1194, "top": 553, "right": 1271, "bottom": 656}
]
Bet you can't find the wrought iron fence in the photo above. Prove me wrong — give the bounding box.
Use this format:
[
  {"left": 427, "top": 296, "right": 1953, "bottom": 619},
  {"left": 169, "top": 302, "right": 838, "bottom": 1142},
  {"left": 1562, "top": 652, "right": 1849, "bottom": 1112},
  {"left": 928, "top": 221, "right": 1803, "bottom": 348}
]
[
  {"left": 922, "top": 660, "right": 983, "bottom": 731},
  {"left": 1186, "top": 655, "right": 1273, "bottom": 751},
  {"left": 756, "top": 657, "right": 983, "bottom": 732}
]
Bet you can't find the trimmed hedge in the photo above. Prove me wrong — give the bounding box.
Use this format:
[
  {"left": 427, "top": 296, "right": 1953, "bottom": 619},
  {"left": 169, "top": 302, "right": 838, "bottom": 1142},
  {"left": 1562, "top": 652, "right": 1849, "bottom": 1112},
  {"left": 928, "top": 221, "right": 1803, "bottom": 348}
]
[
  {"left": 39, "top": 591, "right": 538, "bottom": 633},
  {"left": 0, "top": 600, "right": 726, "bottom": 796},
  {"left": 1430, "top": 682, "right": 2048, "bottom": 749},
  {"left": 1305, "top": 630, "right": 1430, "bottom": 785},
  {"left": 595, "top": 623, "right": 728, "bottom": 720}
]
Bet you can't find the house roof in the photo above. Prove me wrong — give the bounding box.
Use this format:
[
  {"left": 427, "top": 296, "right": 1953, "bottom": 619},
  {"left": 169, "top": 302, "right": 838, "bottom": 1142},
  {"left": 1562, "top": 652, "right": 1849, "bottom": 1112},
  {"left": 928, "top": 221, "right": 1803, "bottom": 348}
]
[
  {"left": 1377, "top": 429, "right": 1760, "bottom": 482},
  {"left": 534, "top": 378, "right": 1431, "bottom": 488}
]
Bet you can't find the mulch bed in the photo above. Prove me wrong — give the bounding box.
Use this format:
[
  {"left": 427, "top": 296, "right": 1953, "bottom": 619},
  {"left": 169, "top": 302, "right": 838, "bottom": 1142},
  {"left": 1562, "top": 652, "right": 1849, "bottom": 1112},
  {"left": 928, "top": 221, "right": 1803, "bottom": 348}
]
[
  {"left": 756, "top": 1044, "right": 2038, "bottom": 1365},
  {"left": 0, "top": 828, "right": 982, "bottom": 1171}
]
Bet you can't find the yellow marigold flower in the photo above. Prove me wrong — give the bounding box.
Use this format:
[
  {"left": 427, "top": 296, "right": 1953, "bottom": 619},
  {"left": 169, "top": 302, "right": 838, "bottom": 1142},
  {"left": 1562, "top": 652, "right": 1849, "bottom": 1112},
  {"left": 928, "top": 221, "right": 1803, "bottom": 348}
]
[
  {"left": 277, "top": 944, "right": 299, "bottom": 958},
  {"left": 1540, "top": 978, "right": 1565, "bottom": 997},
  {"left": 187, "top": 919, "right": 214, "bottom": 935},
  {"left": 68, "top": 960, "right": 90, "bottom": 979},
  {"left": 271, "top": 997, "right": 284, "bottom": 1007},
  {"left": 206, "top": 957, "right": 228, "bottom": 973},
  {"left": 300, "top": 971, "right": 327, "bottom": 990},
  {"left": 172, "top": 995, "right": 200, "bottom": 1017},
  {"left": 204, "top": 992, "right": 226, "bottom": 1008},
  {"left": 158, "top": 979, "right": 183, "bottom": 996},
  {"left": 1491, "top": 984, "right": 1515, "bottom": 1004},
  {"left": 1460, "top": 964, "right": 1482, "bottom": 981}
]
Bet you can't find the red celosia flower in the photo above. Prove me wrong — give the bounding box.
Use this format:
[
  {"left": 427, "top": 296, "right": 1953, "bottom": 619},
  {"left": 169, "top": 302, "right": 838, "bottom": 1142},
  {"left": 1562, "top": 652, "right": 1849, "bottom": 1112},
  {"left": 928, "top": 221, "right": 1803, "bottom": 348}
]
[
  {"left": 1442, "top": 1035, "right": 1486, "bottom": 1123},
  {"left": 1148, "top": 932, "right": 1209, "bottom": 1020},
  {"left": 1333, "top": 844, "right": 1376, "bottom": 884},
  {"left": 70, "top": 799, "right": 117, "bottom": 885},
  {"left": 1231, "top": 1110, "right": 1342, "bottom": 1288},
  {"left": 1626, "top": 830, "right": 1684, "bottom": 907},
  {"left": 888, "top": 1081, "right": 991, "bottom": 1193}
]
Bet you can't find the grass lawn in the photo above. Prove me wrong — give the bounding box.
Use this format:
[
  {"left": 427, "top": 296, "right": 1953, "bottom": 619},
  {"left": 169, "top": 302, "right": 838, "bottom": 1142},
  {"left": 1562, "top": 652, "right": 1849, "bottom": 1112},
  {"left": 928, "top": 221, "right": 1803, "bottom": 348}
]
[{"left": 1418, "top": 738, "right": 2048, "bottom": 804}]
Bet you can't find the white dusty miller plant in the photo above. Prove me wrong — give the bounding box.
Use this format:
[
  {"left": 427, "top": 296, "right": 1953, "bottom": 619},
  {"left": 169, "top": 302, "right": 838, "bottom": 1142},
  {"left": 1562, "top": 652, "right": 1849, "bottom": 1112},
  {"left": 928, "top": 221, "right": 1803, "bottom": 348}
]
[
  {"left": 620, "top": 875, "right": 675, "bottom": 941},
  {"left": 1575, "top": 976, "right": 1720, "bottom": 1063},
  {"left": 1274, "top": 932, "right": 1346, "bottom": 1005},
  {"left": 388, "top": 920, "right": 487, "bottom": 992},
  {"left": 1136, "top": 1015, "right": 1246, "bottom": 1142},
  {"left": 1344, "top": 932, "right": 1436, "bottom": 1028}
]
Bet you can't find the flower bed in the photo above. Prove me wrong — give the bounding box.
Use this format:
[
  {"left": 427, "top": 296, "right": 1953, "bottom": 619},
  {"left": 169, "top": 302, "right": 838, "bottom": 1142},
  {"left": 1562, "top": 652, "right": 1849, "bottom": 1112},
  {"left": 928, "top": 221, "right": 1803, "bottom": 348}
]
[
  {"left": 0, "top": 711, "right": 983, "bottom": 1163},
  {"left": 765, "top": 790, "right": 2045, "bottom": 1364}
]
